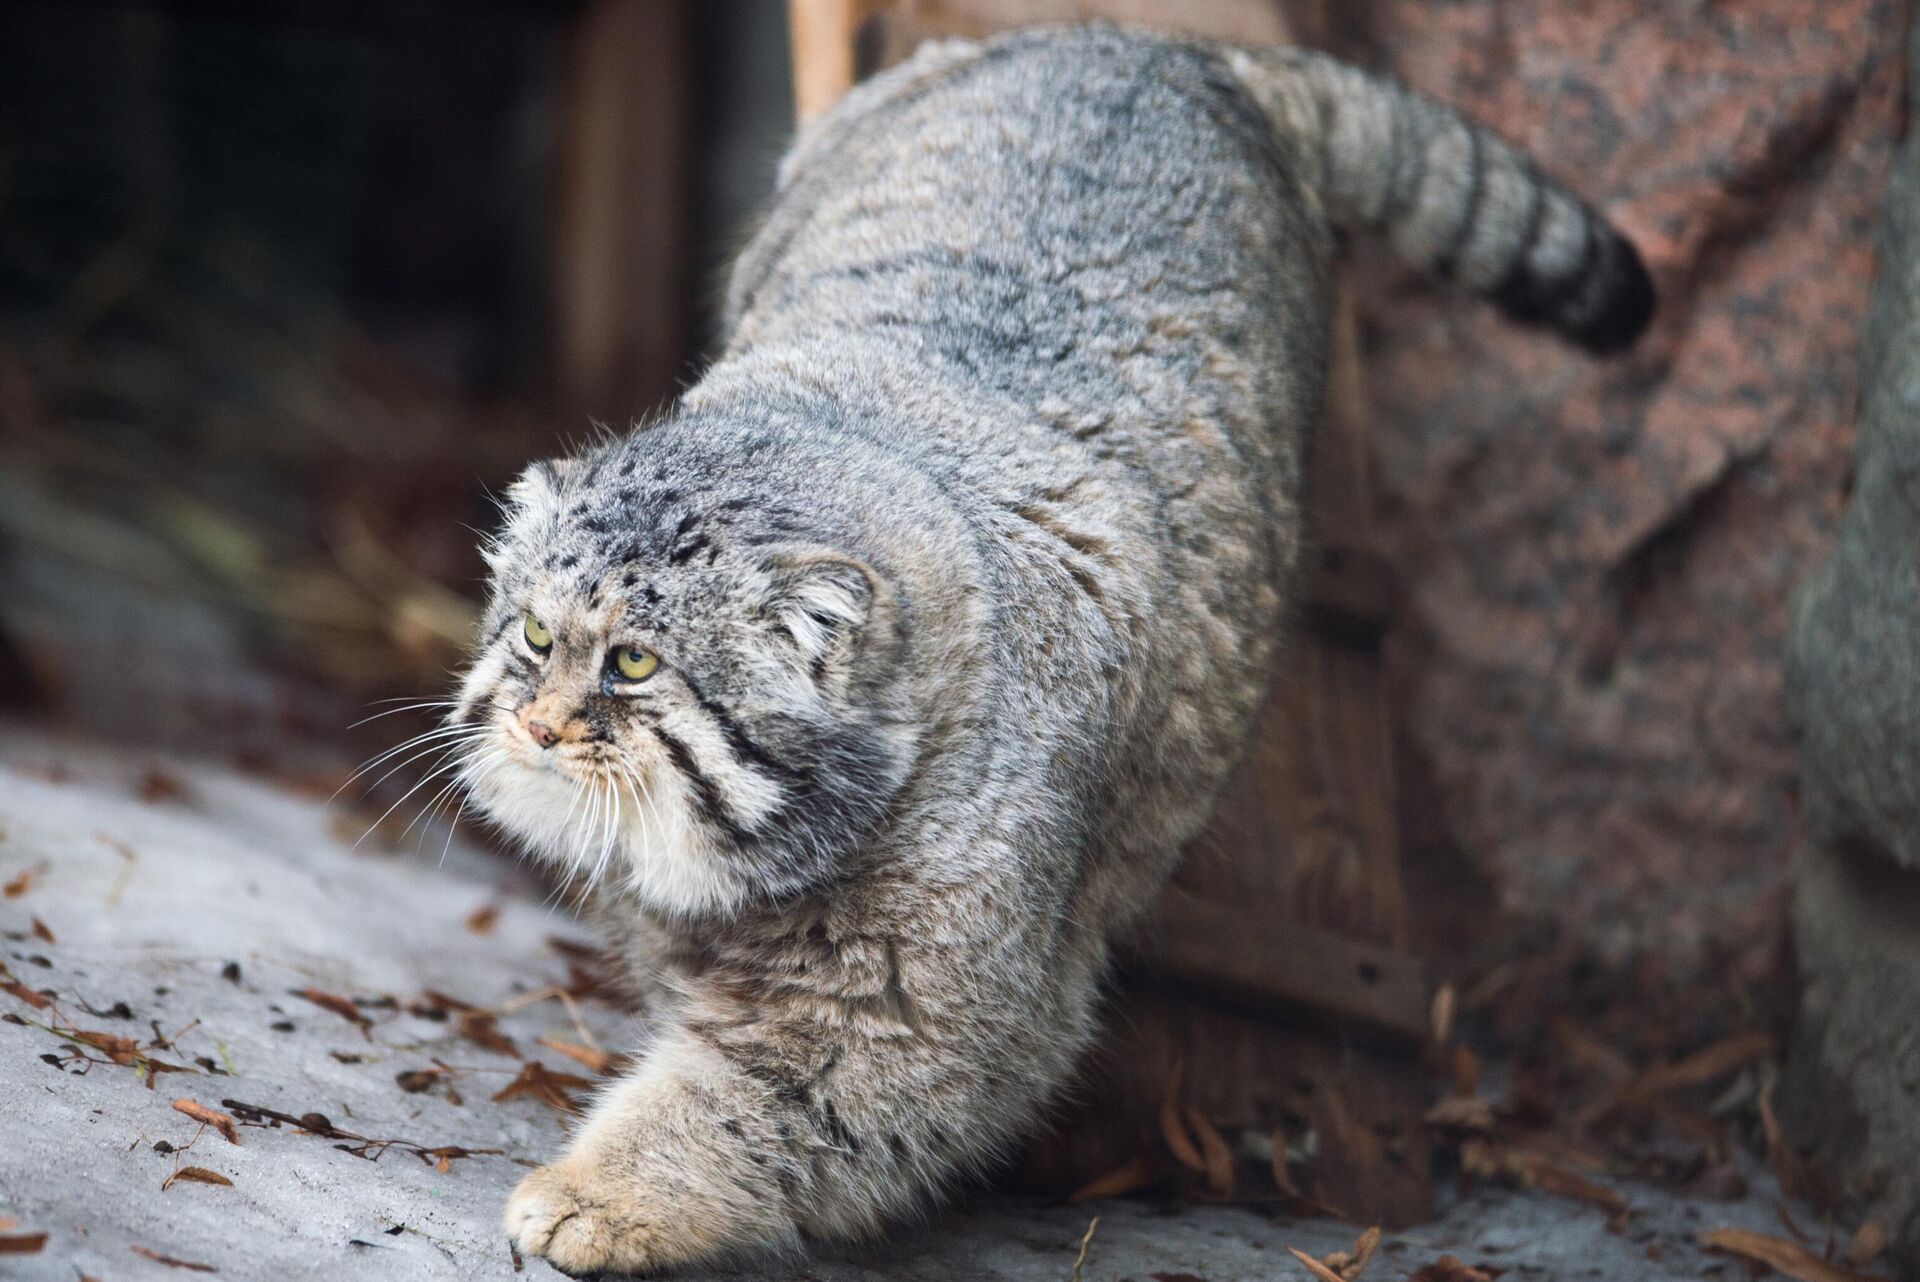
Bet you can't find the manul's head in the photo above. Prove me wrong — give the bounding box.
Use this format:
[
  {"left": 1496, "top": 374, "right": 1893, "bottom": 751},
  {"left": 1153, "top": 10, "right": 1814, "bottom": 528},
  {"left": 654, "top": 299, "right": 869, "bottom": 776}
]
[{"left": 449, "top": 431, "right": 915, "bottom": 917}]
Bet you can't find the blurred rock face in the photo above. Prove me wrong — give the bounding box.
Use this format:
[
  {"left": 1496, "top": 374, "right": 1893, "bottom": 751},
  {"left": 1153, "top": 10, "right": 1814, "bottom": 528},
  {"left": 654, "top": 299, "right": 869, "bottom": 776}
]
[
  {"left": 1785, "top": 13, "right": 1920, "bottom": 1275},
  {"left": 1357, "top": 0, "right": 1903, "bottom": 968}
]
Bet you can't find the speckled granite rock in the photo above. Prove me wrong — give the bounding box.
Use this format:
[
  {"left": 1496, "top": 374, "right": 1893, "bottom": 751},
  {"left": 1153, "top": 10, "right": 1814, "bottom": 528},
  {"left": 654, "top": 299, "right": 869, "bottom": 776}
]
[
  {"left": 1782, "top": 13, "right": 1920, "bottom": 1276},
  {"left": 1356, "top": 0, "right": 1904, "bottom": 968}
]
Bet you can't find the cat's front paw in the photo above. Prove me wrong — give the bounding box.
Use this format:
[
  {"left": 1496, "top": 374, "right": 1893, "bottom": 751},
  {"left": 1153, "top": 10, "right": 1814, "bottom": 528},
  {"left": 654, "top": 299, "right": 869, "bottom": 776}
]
[{"left": 505, "top": 1158, "right": 672, "bottom": 1277}]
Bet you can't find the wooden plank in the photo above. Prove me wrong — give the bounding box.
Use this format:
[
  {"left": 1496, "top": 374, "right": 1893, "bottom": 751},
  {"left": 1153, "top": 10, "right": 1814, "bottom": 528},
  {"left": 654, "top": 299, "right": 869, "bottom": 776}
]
[
  {"left": 1304, "top": 540, "right": 1396, "bottom": 644},
  {"left": 789, "top": 0, "right": 871, "bottom": 124},
  {"left": 1185, "top": 280, "right": 1406, "bottom": 952},
  {"left": 1130, "top": 887, "right": 1429, "bottom": 1042},
  {"left": 552, "top": 0, "right": 690, "bottom": 418}
]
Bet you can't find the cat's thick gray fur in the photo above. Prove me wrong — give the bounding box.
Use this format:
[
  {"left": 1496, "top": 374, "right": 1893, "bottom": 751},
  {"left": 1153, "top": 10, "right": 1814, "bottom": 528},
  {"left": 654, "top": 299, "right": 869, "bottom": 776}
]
[{"left": 449, "top": 26, "right": 1652, "bottom": 1274}]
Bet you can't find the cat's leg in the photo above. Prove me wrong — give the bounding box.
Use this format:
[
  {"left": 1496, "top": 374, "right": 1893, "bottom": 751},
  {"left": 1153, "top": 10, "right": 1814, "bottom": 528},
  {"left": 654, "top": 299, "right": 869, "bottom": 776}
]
[
  {"left": 503, "top": 1028, "right": 813, "bottom": 1274},
  {"left": 504, "top": 932, "right": 1099, "bottom": 1273}
]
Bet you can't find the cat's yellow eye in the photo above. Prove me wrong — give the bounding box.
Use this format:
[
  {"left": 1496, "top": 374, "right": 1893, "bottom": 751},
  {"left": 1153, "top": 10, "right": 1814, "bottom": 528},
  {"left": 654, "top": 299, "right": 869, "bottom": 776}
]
[
  {"left": 613, "top": 645, "right": 659, "bottom": 682},
  {"left": 523, "top": 614, "right": 553, "bottom": 654}
]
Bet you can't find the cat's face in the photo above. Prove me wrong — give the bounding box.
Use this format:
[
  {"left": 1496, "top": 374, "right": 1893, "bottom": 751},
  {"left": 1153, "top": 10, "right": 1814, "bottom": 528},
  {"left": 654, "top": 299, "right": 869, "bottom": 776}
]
[{"left": 450, "top": 440, "right": 915, "bottom": 917}]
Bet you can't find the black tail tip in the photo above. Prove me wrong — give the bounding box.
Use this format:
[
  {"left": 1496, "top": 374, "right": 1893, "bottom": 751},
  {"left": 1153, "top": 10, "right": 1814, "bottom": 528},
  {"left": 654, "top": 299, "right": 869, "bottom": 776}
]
[{"left": 1562, "top": 233, "right": 1656, "bottom": 355}]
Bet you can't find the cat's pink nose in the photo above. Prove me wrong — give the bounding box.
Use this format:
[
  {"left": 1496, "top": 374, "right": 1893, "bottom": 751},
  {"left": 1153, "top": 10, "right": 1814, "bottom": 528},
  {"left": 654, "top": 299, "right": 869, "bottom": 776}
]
[{"left": 526, "top": 720, "right": 558, "bottom": 749}]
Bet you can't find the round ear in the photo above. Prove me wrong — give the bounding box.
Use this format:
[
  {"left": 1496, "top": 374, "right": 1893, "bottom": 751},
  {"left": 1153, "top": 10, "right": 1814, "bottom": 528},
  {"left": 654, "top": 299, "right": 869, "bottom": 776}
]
[
  {"left": 503, "top": 457, "right": 580, "bottom": 517},
  {"left": 485, "top": 457, "right": 582, "bottom": 572},
  {"left": 760, "top": 548, "right": 893, "bottom": 678}
]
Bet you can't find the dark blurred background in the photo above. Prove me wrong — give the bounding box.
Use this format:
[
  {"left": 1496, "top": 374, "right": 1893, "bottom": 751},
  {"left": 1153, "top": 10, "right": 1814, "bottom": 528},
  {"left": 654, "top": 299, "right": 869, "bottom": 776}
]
[{"left": 0, "top": 0, "right": 792, "bottom": 773}]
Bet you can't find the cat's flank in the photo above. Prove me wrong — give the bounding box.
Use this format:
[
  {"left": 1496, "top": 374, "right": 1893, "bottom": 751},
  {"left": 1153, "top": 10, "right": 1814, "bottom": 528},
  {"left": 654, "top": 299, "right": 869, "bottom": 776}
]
[{"left": 450, "top": 26, "right": 1651, "bottom": 1275}]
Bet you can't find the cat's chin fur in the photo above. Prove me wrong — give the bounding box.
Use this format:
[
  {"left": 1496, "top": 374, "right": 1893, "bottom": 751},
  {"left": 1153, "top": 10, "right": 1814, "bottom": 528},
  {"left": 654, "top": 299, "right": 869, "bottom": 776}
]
[{"left": 460, "top": 748, "right": 752, "bottom": 918}]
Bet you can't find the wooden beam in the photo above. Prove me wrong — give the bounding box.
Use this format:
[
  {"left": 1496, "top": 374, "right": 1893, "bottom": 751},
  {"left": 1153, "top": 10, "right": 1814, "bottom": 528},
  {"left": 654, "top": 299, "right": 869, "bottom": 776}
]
[
  {"left": 553, "top": 0, "right": 690, "bottom": 418},
  {"left": 789, "top": 0, "right": 871, "bottom": 124},
  {"left": 1128, "top": 887, "right": 1430, "bottom": 1043}
]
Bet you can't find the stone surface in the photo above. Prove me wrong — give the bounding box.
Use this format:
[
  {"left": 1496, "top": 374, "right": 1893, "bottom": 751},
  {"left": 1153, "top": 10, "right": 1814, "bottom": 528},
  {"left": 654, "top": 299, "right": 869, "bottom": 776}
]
[
  {"left": 0, "top": 733, "right": 1840, "bottom": 1280},
  {"left": 1784, "top": 843, "right": 1920, "bottom": 1275},
  {"left": 1354, "top": 0, "right": 1904, "bottom": 967},
  {"left": 1782, "top": 13, "right": 1920, "bottom": 1277}
]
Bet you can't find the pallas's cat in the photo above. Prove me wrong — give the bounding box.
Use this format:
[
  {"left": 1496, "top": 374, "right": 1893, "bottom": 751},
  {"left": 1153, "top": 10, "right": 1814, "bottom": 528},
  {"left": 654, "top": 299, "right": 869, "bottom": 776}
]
[{"left": 445, "top": 25, "right": 1652, "bottom": 1275}]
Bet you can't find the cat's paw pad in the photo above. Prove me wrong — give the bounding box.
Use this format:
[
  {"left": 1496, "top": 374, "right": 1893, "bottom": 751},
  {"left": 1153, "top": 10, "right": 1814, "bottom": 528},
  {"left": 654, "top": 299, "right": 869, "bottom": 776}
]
[{"left": 505, "top": 1160, "right": 662, "bottom": 1277}]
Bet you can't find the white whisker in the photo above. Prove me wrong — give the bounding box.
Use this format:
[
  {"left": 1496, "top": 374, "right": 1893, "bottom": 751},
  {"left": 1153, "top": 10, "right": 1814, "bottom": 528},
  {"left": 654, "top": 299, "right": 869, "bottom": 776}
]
[
  {"left": 353, "top": 749, "right": 482, "bottom": 851},
  {"left": 334, "top": 723, "right": 488, "bottom": 799},
  {"left": 347, "top": 700, "right": 460, "bottom": 730}
]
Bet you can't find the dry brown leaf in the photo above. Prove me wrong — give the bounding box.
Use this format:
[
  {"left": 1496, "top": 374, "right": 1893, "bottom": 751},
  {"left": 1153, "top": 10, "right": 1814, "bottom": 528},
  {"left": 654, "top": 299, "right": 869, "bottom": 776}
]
[
  {"left": 1848, "top": 1221, "right": 1888, "bottom": 1269},
  {"left": 0, "top": 1233, "right": 47, "bottom": 1255},
  {"left": 172, "top": 1099, "right": 240, "bottom": 1145},
  {"left": 1286, "top": 1245, "right": 1346, "bottom": 1282},
  {"left": 131, "top": 1245, "right": 217, "bottom": 1271},
  {"left": 1459, "top": 1138, "right": 1626, "bottom": 1214},
  {"left": 1424, "top": 1095, "right": 1495, "bottom": 1132},
  {"left": 1429, "top": 983, "right": 1455, "bottom": 1046},
  {"left": 457, "top": 1011, "right": 519, "bottom": 1057},
  {"left": 1, "top": 977, "right": 50, "bottom": 1009},
  {"left": 1759, "top": 1072, "right": 1809, "bottom": 1200},
  {"left": 412, "top": 987, "right": 476, "bottom": 1015},
  {"left": 464, "top": 902, "right": 500, "bottom": 935},
  {"left": 1185, "top": 1106, "right": 1235, "bottom": 1197},
  {"left": 68, "top": 1028, "right": 142, "bottom": 1064},
  {"left": 161, "top": 1166, "right": 234, "bottom": 1191},
  {"left": 1406, "top": 1257, "right": 1494, "bottom": 1282},
  {"left": 1323, "top": 1226, "right": 1382, "bottom": 1280},
  {"left": 395, "top": 1067, "right": 445, "bottom": 1093},
  {"left": 491, "top": 1060, "right": 593, "bottom": 1113},
  {"left": 1322, "top": 1086, "right": 1387, "bottom": 1175},
  {"left": 1157, "top": 1058, "right": 1205, "bottom": 1172},
  {"left": 295, "top": 988, "right": 372, "bottom": 1037},
  {"left": 1, "top": 867, "right": 35, "bottom": 898},
  {"left": 1549, "top": 1016, "right": 1634, "bottom": 1082},
  {"left": 1701, "top": 1228, "right": 1890, "bottom": 1282},
  {"left": 138, "top": 770, "right": 190, "bottom": 804},
  {"left": 1625, "top": 1030, "right": 1773, "bottom": 1099},
  {"left": 1527, "top": 1162, "right": 1629, "bottom": 1215},
  {"left": 29, "top": 916, "right": 53, "bottom": 945},
  {"left": 1068, "top": 1154, "right": 1154, "bottom": 1203},
  {"left": 536, "top": 1034, "right": 615, "bottom": 1076}
]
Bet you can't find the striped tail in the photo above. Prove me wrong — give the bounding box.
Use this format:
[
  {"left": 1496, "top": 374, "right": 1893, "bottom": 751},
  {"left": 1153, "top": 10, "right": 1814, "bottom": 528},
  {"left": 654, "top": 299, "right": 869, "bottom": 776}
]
[{"left": 1225, "top": 46, "right": 1655, "bottom": 353}]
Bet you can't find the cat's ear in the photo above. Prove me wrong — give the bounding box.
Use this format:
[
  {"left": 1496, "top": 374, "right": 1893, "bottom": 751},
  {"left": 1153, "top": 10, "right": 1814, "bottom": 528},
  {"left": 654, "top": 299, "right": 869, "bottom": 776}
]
[
  {"left": 486, "top": 458, "right": 581, "bottom": 572},
  {"left": 502, "top": 458, "right": 578, "bottom": 518},
  {"left": 760, "top": 549, "right": 893, "bottom": 679}
]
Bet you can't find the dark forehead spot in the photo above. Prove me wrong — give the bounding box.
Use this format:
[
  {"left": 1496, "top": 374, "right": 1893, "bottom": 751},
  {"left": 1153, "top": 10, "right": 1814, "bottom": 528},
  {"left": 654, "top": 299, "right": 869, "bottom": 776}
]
[{"left": 669, "top": 533, "right": 710, "bottom": 565}]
